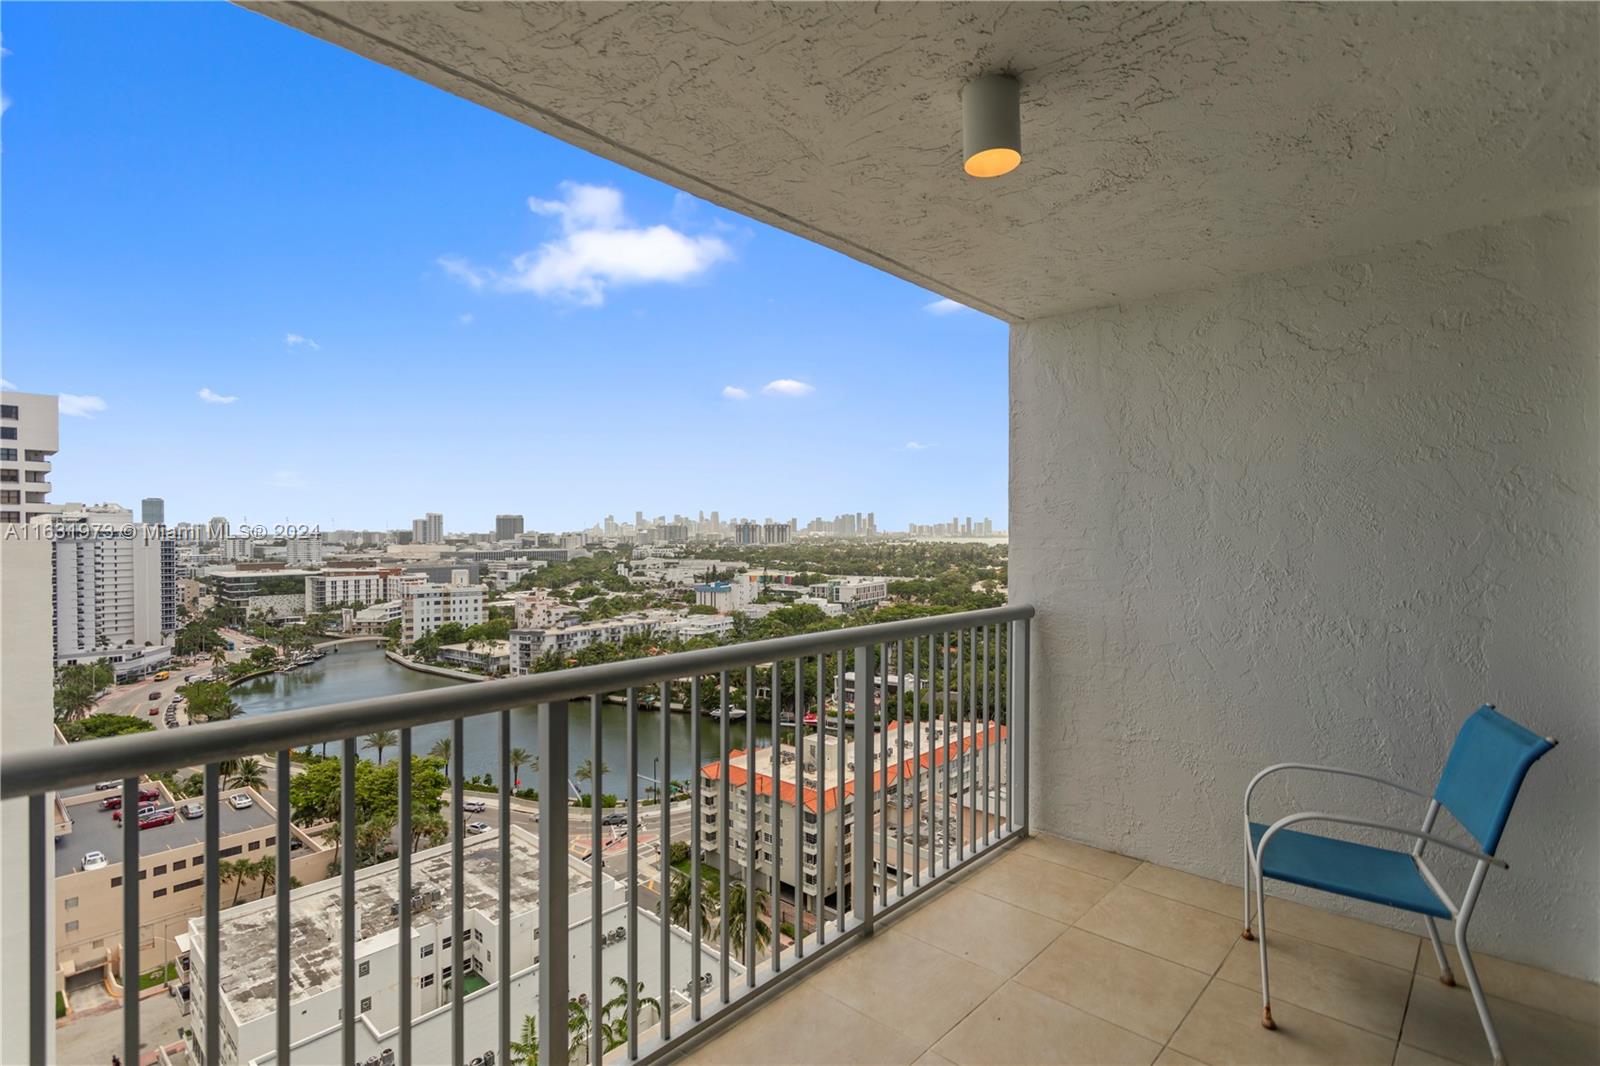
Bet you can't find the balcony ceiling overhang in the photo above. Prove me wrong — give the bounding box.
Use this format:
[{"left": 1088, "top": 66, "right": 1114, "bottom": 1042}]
[{"left": 246, "top": 2, "right": 1597, "bottom": 322}]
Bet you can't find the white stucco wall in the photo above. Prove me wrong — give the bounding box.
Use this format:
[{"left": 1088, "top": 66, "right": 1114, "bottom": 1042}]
[{"left": 1010, "top": 206, "right": 1599, "bottom": 980}]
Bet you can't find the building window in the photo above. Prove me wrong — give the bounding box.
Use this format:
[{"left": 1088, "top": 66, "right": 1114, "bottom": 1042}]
[
  {"left": 247, "top": 841, "right": 260, "bottom": 851},
  {"left": 360, "top": 996, "right": 372, "bottom": 1013},
  {"left": 173, "top": 859, "right": 186, "bottom": 871},
  {"left": 219, "top": 845, "right": 242, "bottom": 858},
  {"left": 152, "top": 888, "right": 167, "bottom": 898},
  {"left": 472, "top": 929, "right": 483, "bottom": 942},
  {"left": 64, "top": 897, "right": 79, "bottom": 909},
  {"left": 0, "top": 492, "right": 15, "bottom": 506},
  {"left": 266, "top": 836, "right": 275, "bottom": 846},
  {"left": 442, "top": 966, "right": 452, "bottom": 980},
  {"left": 24, "top": 450, "right": 46, "bottom": 462},
  {"left": 0, "top": 428, "right": 15, "bottom": 440},
  {"left": 193, "top": 855, "right": 204, "bottom": 866},
  {"left": 442, "top": 935, "right": 452, "bottom": 949},
  {"left": 420, "top": 974, "right": 435, "bottom": 988},
  {"left": 420, "top": 944, "right": 434, "bottom": 958},
  {"left": 358, "top": 961, "right": 370, "bottom": 978},
  {"left": 110, "top": 877, "right": 122, "bottom": 887},
  {"left": 0, "top": 470, "right": 16, "bottom": 482},
  {"left": 0, "top": 405, "right": 16, "bottom": 419},
  {"left": 24, "top": 471, "right": 45, "bottom": 482},
  {"left": 64, "top": 921, "right": 78, "bottom": 933},
  {"left": 153, "top": 864, "right": 167, "bottom": 876},
  {"left": 175, "top": 879, "right": 203, "bottom": 892},
  {"left": 0, "top": 449, "right": 13, "bottom": 461}
]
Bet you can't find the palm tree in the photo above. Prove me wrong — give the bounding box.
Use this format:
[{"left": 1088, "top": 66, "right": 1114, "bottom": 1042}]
[
  {"left": 428, "top": 736, "right": 452, "bottom": 776},
  {"left": 722, "top": 881, "right": 771, "bottom": 966},
  {"left": 256, "top": 855, "right": 277, "bottom": 898},
  {"left": 508, "top": 747, "right": 534, "bottom": 790},
  {"left": 222, "top": 858, "right": 255, "bottom": 906},
  {"left": 409, "top": 811, "right": 448, "bottom": 853},
  {"left": 363, "top": 730, "right": 398, "bottom": 765},
  {"left": 228, "top": 757, "right": 266, "bottom": 791},
  {"left": 509, "top": 1014, "right": 538, "bottom": 1066},
  {"left": 573, "top": 758, "right": 610, "bottom": 787},
  {"left": 667, "top": 870, "right": 716, "bottom": 931},
  {"left": 599, "top": 976, "right": 662, "bottom": 1052}
]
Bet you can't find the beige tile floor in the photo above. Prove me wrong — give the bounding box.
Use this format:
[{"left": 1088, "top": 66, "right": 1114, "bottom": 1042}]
[{"left": 678, "top": 834, "right": 1599, "bottom": 1066}]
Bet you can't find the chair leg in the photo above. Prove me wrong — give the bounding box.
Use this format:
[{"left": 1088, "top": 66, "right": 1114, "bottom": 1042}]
[
  {"left": 1254, "top": 866, "right": 1275, "bottom": 1030},
  {"left": 1242, "top": 840, "right": 1256, "bottom": 941},
  {"left": 1423, "top": 917, "right": 1456, "bottom": 986},
  {"left": 1454, "top": 925, "right": 1505, "bottom": 1065}
]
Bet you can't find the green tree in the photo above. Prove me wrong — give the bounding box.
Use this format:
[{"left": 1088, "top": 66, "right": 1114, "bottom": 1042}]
[
  {"left": 53, "top": 662, "right": 114, "bottom": 721},
  {"left": 509, "top": 747, "right": 534, "bottom": 789},
  {"left": 667, "top": 870, "right": 716, "bottom": 931},
  {"left": 573, "top": 758, "right": 609, "bottom": 787},
  {"left": 363, "top": 729, "right": 398, "bottom": 765},
  {"left": 179, "top": 681, "right": 238, "bottom": 722},
  {"left": 59, "top": 714, "right": 155, "bottom": 742},
  {"left": 228, "top": 757, "right": 267, "bottom": 791},
  {"left": 723, "top": 881, "right": 772, "bottom": 966}
]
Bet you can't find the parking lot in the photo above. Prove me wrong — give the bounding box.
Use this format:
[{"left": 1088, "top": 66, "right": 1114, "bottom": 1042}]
[{"left": 57, "top": 794, "right": 275, "bottom": 877}]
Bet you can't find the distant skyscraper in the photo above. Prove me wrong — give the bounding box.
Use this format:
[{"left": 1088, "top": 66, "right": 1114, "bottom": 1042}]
[
  {"left": 141, "top": 497, "right": 165, "bottom": 526},
  {"left": 495, "top": 514, "right": 524, "bottom": 542},
  {"left": 411, "top": 518, "right": 428, "bottom": 543},
  {"left": 207, "top": 516, "right": 230, "bottom": 542}
]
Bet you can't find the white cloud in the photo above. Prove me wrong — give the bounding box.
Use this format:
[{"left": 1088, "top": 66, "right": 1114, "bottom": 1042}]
[
  {"left": 284, "top": 333, "right": 320, "bottom": 350},
  {"left": 441, "top": 183, "right": 731, "bottom": 307},
  {"left": 197, "top": 388, "right": 237, "bottom": 405},
  {"left": 721, "top": 385, "right": 750, "bottom": 401},
  {"left": 0, "top": 378, "right": 14, "bottom": 389},
  {"left": 268, "top": 469, "right": 307, "bottom": 490},
  {"left": 924, "top": 298, "right": 969, "bottom": 315},
  {"left": 458, "top": 312, "right": 475, "bottom": 325},
  {"left": 762, "top": 379, "right": 814, "bottom": 397},
  {"left": 59, "top": 394, "right": 106, "bottom": 418},
  {"left": 905, "top": 441, "right": 930, "bottom": 451}
]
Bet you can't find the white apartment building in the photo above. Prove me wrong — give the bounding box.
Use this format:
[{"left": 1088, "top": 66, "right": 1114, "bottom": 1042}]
[
  {"left": 401, "top": 583, "right": 486, "bottom": 642},
  {"left": 482, "top": 558, "right": 544, "bottom": 589},
  {"left": 436, "top": 640, "right": 512, "bottom": 674},
  {"left": 507, "top": 609, "right": 681, "bottom": 673},
  {"left": 221, "top": 536, "right": 255, "bottom": 562},
  {"left": 343, "top": 600, "right": 402, "bottom": 634},
  {"left": 673, "top": 615, "right": 736, "bottom": 641},
  {"left": 282, "top": 534, "right": 324, "bottom": 566},
  {"left": 692, "top": 574, "right": 759, "bottom": 613},
  {"left": 509, "top": 588, "right": 572, "bottom": 629},
  {"left": 808, "top": 577, "right": 889, "bottom": 611},
  {"left": 304, "top": 567, "right": 402, "bottom": 611},
  {"left": 187, "top": 828, "right": 730, "bottom": 1066},
  {"left": 0, "top": 390, "right": 60, "bottom": 525},
  {"left": 47, "top": 505, "right": 177, "bottom": 675},
  {"left": 699, "top": 718, "right": 1001, "bottom": 924}
]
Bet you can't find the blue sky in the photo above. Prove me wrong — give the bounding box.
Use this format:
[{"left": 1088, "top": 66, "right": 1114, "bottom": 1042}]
[{"left": 2, "top": 3, "right": 1007, "bottom": 534}]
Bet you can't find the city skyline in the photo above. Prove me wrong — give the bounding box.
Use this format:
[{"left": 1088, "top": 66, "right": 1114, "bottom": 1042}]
[{"left": 2, "top": 3, "right": 1008, "bottom": 532}]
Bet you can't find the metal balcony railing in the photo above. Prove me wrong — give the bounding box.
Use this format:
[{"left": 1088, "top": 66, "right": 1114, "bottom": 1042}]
[{"left": 3, "top": 604, "right": 1032, "bottom": 1066}]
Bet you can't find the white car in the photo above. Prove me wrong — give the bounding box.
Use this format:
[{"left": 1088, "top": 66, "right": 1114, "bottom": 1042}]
[
  {"left": 82, "top": 851, "right": 108, "bottom": 871},
  {"left": 93, "top": 781, "right": 118, "bottom": 791},
  {"left": 461, "top": 799, "right": 487, "bottom": 813},
  {"left": 465, "top": 821, "right": 491, "bottom": 835},
  {"left": 228, "top": 794, "right": 253, "bottom": 810}
]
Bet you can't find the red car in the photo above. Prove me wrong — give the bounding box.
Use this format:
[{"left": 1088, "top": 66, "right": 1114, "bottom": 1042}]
[
  {"left": 138, "top": 808, "right": 176, "bottom": 830},
  {"left": 100, "top": 787, "right": 160, "bottom": 811}
]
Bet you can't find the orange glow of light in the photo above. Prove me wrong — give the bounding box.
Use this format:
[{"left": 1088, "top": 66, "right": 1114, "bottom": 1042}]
[{"left": 964, "top": 147, "right": 1021, "bottom": 178}]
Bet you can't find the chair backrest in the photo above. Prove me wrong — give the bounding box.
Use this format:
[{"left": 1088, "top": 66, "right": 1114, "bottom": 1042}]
[{"left": 1434, "top": 705, "right": 1556, "bottom": 855}]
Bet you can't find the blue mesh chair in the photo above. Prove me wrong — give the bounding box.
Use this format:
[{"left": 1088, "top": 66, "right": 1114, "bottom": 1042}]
[{"left": 1243, "top": 705, "right": 1556, "bottom": 1064}]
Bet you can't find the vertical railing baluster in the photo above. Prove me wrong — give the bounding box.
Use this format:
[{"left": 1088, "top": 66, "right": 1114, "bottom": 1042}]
[
  {"left": 878, "top": 645, "right": 888, "bottom": 903},
  {"left": 957, "top": 628, "right": 967, "bottom": 863},
  {"left": 658, "top": 680, "right": 671, "bottom": 1042},
  {"left": 451, "top": 718, "right": 465, "bottom": 1066},
  {"left": 834, "top": 652, "right": 846, "bottom": 935},
  {"left": 792, "top": 657, "right": 804, "bottom": 959},
  {"left": 942, "top": 631, "right": 952, "bottom": 876},
  {"left": 769, "top": 662, "right": 781, "bottom": 973},
  {"left": 981, "top": 625, "right": 990, "bottom": 848},
  {"left": 123, "top": 775, "right": 140, "bottom": 1066},
  {"left": 537, "top": 701, "right": 570, "bottom": 1066},
  {"left": 912, "top": 637, "right": 922, "bottom": 889},
  {"left": 590, "top": 693, "right": 604, "bottom": 1061},
  {"left": 1020, "top": 618, "right": 1031, "bottom": 835},
  {"left": 340, "top": 740, "right": 356, "bottom": 1066},
  {"left": 28, "top": 794, "right": 46, "bottom": 1066},
  {"left": 744, "top": 665, "right": 756, "bottom": 985},
  {"left": 276, "top": 748, "right": 292, "bottom": 1065},
  {"left": 399, "top": 728, "right": 413, "bottom": 1066},
  {"left": 896, "top": 638, "right": 906, "bottom": 896},
  {"left": 853, "top": 643, "right": 874, "bottom": 934},
  {"left": 717, "top": 671, "right": 731, "bottom": 1001},
  {"left": 204, "top": 764, "right": 220, "bottom": 1066},
  {"left": 498, "top": 709, "right": 512, "bottom": 1066},
  {"left": 690, "top": 674, "right": 703, "bottom": 1019},
  {"left": 626, "top": 687, "right": 639, "bottom": 1059},
  {"left": 814, "top": 654, "right": 826, "bottom": 946}
]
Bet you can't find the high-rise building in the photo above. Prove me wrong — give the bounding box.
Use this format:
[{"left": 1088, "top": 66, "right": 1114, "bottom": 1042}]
[
  {"left": 140, "top": 497, "right": 165, "bottom": 526},
  {"left": 425, "top": 512, "right": 444, "bottom": 544},
  {"left": 48, "top": 504, "right": 176, "bottom": 677},
  {"left": 495, "top": 514, "right": 524, "bottom": 541},
  {"left": 283, "top": 534, "right": 324, "bottom": 566},
  {"left": 0, "top": 391, "right": 60, "bottom": 525}
]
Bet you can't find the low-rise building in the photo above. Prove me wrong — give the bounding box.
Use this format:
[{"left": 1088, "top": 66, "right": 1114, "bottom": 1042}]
[
  {"left": 507, "top": 610, "right": 682, "bottom": 673},
  {"left": 435, "top": 640, "right": 512, "bottom": 674},
  {"left": 673, "top": 615, "right": 736, "bottom": 641},
  {"left": 304, "top": 567, "right": 402, "bottom": 611},
  {"left": 807, "top": 577, "right": 888, "bottom": 612},
  {"left": 692, "top": 575, "right": 759, "bottom": 613}
]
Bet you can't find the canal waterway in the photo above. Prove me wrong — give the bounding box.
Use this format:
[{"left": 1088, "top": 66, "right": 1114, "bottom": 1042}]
[{"left": 230, "top": 643, "right": 752, "bottom": 797}]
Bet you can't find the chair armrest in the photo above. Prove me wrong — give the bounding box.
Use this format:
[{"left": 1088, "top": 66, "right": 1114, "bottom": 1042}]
[
  {"left": 1254, "top": 811, "right": 1507, "bottom": 869},
  {"left": 1245, "top": 763, "right": 1429, "bottom": 824}
]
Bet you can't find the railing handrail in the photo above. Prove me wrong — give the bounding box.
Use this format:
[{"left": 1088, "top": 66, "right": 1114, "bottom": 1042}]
[{"left": 1, "top": 603, "right": 1032, "bottom": 798}]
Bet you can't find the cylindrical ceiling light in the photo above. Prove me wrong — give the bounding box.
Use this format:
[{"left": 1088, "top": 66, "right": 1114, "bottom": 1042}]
[{"left": 962, "top": 73, "right": 1021, "bottom": 178}]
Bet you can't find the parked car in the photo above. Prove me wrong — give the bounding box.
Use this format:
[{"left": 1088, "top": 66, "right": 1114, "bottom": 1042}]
[
  {"left": 101, "top": 788, "right": 160, "bottom": 811},
  {"left": 114, "top": 803, "right": 158, "bottom": 824},
  {"left": 183, "top": 673, "right": 199, "bottom": 682},
  {"left": 461, "top": 799, "right": 487, "bottom": 813},
  {"left": 139, "top": 808, "right": 176, "bottom": 830},
  {"left": 93, "top": 781, "right": 118, "bottom": 791},
  {"left": 228, "top": 794, "right": 253, "bottom": 810},
  {"left": 465, "top": 821, "right": 491, "bottom": 835},
  {"left": 149, "top": 705, "right": 161, "bottom": 716},
  {"left": 148, "top": 690, "right": 162, "bottom": 701},
  {"left": 180, "top": 803, "right": 204, "bottom": 820},
  {"left": 601, "top": 813, "right": 629, "bottom": 827},
  {"left": 81, "top": 851, "right": 108, "bottom": 871}
]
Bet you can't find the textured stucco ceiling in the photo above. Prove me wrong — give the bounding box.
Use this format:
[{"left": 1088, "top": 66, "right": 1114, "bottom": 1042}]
[{"left": 246, "top": 2, "right": 1598, "bottom": 322}]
